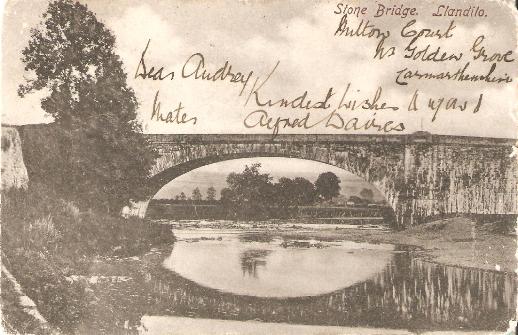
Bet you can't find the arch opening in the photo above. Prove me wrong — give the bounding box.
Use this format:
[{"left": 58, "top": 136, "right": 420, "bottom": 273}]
[{"left": 138, "top": 154, "right": 396, "bottom": 225}]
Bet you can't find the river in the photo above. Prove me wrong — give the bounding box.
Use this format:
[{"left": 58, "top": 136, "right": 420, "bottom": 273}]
[{"left": 78, "top": 220, "right": 516, "bottom": 334}]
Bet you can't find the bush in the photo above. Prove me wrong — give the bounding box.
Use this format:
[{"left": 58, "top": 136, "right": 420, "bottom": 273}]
[
  {"left": 475, "top": 215, "right": 516, "bottom": 235},
  {"left": 1, "top": 183, "right": 175, "bottom": 332},
  {"left": 423, "top": 221, "right": 447, "bottom": 232},
  {"left": 2, "top": 183, "right": 175, "bottom": 257}
]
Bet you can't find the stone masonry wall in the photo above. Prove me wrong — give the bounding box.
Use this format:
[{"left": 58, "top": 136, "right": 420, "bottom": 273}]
[
  {"left": 1, "top": 126, "right": 29, "bottom": 190},
  {"left": 143, "top": 134, "right": 518, "bottom": 228}
]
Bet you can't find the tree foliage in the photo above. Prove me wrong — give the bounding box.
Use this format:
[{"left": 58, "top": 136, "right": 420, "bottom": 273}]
[
  {"left": 221, "top": 164, "right": 317, "bottom": 219},
  {"left": 206, "top": 186, "right": 216, "bottom": 201},
  {"left": 191, "top": 187, "right": 202, "bottom": 201},
  {"left": 315, "top": 172, "right": 341, "bottom": 201},
  {"left": 348, "top": 195, "right": 367, "bottom": 206},
  {"left": 274, "top": 177, "right": 296, "bottom": 208},
  {"left": 291, "top": 177, "right": 317, "bottom": 205},
  {"left": 220, "top": 188, "right": 232, "bottom": 204},
  {"left": 18, "top": 0, "right": 157, "bottom": 211},
  {"left": 224, "top": 164, "right": 273, "bottom": 219},
  {"left": 359, "top": 188, "right": 374, "bottom": 201},
  {"left": 274, "top": 177, "right": 315, "bottom": 207}
]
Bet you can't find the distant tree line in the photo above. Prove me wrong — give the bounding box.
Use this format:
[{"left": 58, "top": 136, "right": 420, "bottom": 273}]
[
  {"left": 161, "top": 186, "right": 217, "bottom": 202},
  {"left": 157, "top": 166, "right": 383, "bottom": 213},
  {"left": 219, "top": 164, "right": 341, "bottom": 219},
  {"left": 151, "top": 164, "right": 388, "bottom": 219},
  {"left": 162, "top": 165, "right": 341, "bottom": 210}
]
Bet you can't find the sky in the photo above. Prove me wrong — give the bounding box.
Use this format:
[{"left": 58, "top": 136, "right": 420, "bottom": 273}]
[
  {"left": 153, "top": 157, "right": 385, "bottom": 201},
  {"left": 2, "top": 0, "right": 518, "bottom": 138}
]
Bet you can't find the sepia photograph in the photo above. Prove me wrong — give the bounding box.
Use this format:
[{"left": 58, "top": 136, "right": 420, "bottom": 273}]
[{"left": 1, "top": 0, "right": 517, "bottom": 334}]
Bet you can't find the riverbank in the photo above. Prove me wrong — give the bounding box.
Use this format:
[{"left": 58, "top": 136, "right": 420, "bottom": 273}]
[
  {"left": 2, "top": 209, "right": 515, "bottom": 333},
  {"left": 1, "top": 185, "right": 176, "bottom": 334},
  {"left": 165, "top": 216, "right": 516, "bottom": 273},
  {"left": 137, "top": 315, "right": 508, "bottom": 335},
  {"left": 1, "top": 267, "right": 53, "bottom": 335},
  {"left": 67, "top": 218, "right": 515, "bottom": 333},
  {"left": 278, "top": 216, "right": 516, "bottom": 273}
]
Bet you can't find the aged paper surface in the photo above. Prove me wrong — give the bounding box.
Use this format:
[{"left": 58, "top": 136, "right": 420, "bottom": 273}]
[{"left": 1, "top": 0, "right": 517, "bottom": 334}]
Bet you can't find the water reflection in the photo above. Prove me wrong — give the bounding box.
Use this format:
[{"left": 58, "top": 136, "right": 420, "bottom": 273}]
[
  {"left": 78, "top": 228, "right": 516, "bottom": 334},
  {"left": 152, "top": 252, "right": 515, "bottom": 331},
  {"left": 240, "top": 250, "right": 271, "bottom": 278},
  {"left": 164, "top": 230, "right": 395, "bottom": 297}
]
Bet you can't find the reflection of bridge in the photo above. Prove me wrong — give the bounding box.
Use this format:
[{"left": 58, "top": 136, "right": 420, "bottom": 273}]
[
  {"left": 145, "top": 253, "right": 515, "bottom": 331},
  {"left": 80, "top": 248, "right": 516, "bottom": 333},
  {"left": 128, "top": 133, "right": 517, "bottom": 228}
]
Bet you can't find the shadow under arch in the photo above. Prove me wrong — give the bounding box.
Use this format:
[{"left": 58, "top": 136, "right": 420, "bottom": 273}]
[{"left": 139, "top": 152, "right": 397, "bottom": 224}]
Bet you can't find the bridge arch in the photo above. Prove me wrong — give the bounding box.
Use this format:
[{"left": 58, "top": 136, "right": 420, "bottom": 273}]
[
  {"left": 130, "top": 149, "right": 401, "bottom": 224},
  {"left": 124, "top": 134, "right": 518, "bottom": 228}
]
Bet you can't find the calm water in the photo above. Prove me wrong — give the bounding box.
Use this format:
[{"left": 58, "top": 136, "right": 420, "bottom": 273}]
[
  {"left": 79, "top": 223, "right": 517, "bottom": 334},
  {"left": 165, "top": 229, "right": 396, "bottom": 297}
]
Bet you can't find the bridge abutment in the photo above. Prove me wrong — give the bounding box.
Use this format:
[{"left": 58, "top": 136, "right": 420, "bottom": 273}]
[{"left": 121, "top": 199, "right": 150, "bottom": 218}]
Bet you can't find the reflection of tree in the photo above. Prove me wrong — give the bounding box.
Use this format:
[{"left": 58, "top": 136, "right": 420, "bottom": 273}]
[
  {"left": 145, "top": 251, "right": 516, "bottom": 332},
  {"left": 240, "top": 250, "right": 271, "bottom": 278},
  {"left": 78, "top": 247, "right": 516, "bottom": 333}
]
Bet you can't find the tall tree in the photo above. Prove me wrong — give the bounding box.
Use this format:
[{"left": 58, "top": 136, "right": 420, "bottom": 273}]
[
  {"left": 18, "top": 0, "right": 157, "bottom": 211},
  {"left": 219, "top": 187, "right": 234, "bottom": 218},
  {"left": 273, "top": 177, "right": 316, "bottom": 208},
  {"left": 220, "top": 188, "right": 232, "bottom": 203},
  {"left": 291, "top": 177, "right": 316, "bottom": 205},
  {"left": 315, "top": 172, "right": 341, "bottom": 201},
  {"left": 206, "top": 186, "right": 216, "bottom": 201},
  {"left": 225, "top": 164, "right": 273, "bottom": 219},
  {"left": 274, "top": 177, "right": 296, "bottom": 208},
  {"left": 191, "top": 187, "right": 202, "bottom": 201}
]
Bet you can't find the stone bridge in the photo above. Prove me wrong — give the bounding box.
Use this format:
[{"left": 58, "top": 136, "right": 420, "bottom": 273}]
[{"left": 128, "top": 132, "right": 518, "bottom": 228}]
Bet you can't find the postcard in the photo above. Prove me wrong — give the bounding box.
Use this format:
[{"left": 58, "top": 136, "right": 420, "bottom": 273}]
[{"left": 1, "top": 0, "right": 517, "bottom": 334}]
